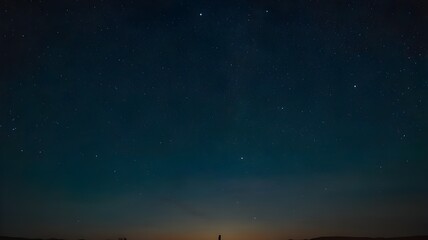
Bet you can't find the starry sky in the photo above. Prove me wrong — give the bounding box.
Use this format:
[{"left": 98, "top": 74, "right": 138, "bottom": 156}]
[{"left": 1, "top": 1, "right": 428, "bottom": 240}]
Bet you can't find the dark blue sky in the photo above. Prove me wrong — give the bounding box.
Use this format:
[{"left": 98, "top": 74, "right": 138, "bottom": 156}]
[{"left": 1, "top": 1, "right": 427, "bottom": 240}]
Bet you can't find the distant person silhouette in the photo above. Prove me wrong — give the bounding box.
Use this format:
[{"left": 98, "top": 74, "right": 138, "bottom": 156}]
[{"left": 218, "top": 235, "right": 221, "bottom": 240}]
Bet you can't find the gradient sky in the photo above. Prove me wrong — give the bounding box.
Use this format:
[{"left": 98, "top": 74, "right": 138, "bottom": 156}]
[{"left": 1, "top": 1, "right": 428, "bottom": 240}]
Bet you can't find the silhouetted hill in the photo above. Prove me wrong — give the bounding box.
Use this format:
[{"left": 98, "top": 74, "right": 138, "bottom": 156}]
[
  {"left": 2, "top": 236, "right": 428, "bottom": 240},
  {"left": 311, "top": 236, "right": 428, "bottom": 240},
  {"left": 1, "top": 237, "right": 64, "bottom": 240}
]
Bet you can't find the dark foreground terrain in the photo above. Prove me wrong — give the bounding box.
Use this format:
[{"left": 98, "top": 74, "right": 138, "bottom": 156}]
[
  {"left": 312, "top": 237, "right": 428, "bottom": 240},
  {"left": 2, "top": 236, "right": 428, "bottom": 240},
  {"left": 1, "top": 237, "right": 67, "bottom": 240}
]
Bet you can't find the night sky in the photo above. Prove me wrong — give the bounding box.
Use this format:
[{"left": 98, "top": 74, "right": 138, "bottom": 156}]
[{"left": 1, "top": 1, "right": 428, "bottom": 240}]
